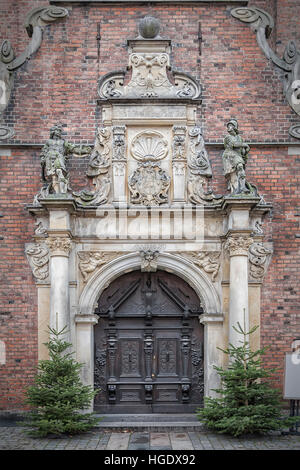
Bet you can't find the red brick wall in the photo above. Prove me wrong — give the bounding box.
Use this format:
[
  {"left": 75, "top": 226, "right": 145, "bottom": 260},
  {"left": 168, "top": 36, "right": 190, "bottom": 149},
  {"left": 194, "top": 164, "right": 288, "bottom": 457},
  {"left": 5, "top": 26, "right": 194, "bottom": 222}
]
[{"left": 0, "top": 0, "right": 299, "bottom": 409}]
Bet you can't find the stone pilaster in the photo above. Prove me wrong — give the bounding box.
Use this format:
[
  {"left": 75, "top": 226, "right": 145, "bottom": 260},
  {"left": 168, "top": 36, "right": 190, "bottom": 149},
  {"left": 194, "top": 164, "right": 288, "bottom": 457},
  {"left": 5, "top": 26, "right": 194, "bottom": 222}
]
[
  {"left": 46, "top": 235, "right": 72, "bottom": 334},
  {"left": 200, "top": 314, "right": 224, "bottom": 398},
  {"left": 224, "top": 234, "right": 253, "bottom": 347},
  {"left": 75, "top": 314, "right": 99, "bottom": 411}
]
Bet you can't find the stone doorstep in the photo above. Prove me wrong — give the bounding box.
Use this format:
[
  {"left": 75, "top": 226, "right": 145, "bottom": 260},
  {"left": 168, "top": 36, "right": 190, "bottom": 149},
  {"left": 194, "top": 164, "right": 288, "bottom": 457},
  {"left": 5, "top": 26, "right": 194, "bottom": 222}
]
[{"left": 94, "top": 413, "right": 205, "bottom": 432}]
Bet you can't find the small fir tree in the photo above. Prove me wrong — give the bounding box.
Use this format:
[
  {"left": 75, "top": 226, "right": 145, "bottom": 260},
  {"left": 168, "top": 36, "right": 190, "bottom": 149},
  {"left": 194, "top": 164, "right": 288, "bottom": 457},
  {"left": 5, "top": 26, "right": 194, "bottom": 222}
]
[
  {"left": 197, "top": 322, "right": 297, "bottom": 437},
  {"left": 24, "top": 326, "right": 100, "bottom": 437}
]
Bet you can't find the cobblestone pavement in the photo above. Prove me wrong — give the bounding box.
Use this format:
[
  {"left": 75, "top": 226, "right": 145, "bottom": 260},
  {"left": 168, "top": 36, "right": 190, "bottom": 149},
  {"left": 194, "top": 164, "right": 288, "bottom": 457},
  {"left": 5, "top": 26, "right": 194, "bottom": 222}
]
[{"left": 0, "top": 427, "right": 300, "bottom": 450}]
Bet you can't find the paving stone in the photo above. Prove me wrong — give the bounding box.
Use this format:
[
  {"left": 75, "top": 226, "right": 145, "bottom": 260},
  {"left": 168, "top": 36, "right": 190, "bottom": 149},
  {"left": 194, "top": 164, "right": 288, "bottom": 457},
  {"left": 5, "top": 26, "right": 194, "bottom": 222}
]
[
  {"left": 128, "top": 432, "right": 150, "bottom": 450},
  {"left": 150, "top": 432, "right": 171, "bottom": 449},
  {"left": 107, "top": 432, "right": 131, "bottom": 450},
  {"left": 169, "top": 432, "right": 194, "bottom": 450},
  {"left": 0, "top": 426, "right": 300, "bottom": 450}
]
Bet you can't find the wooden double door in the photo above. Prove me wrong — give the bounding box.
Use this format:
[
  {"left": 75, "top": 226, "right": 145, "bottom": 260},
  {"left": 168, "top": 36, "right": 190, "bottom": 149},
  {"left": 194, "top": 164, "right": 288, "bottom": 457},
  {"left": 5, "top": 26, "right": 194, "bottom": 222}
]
[{"left": 94, "top": 270, "right": 204, "bottom": 413}]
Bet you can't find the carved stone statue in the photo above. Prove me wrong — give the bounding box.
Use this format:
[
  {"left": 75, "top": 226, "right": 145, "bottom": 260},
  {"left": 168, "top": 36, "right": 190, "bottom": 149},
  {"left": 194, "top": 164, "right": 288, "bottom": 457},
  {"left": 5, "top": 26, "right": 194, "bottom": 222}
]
[
  {"left": 39, "top": 124, "right": 90, "bottom": 196},
  {"left": 222, "top": 119, "right": 253, "bottom": 195}
]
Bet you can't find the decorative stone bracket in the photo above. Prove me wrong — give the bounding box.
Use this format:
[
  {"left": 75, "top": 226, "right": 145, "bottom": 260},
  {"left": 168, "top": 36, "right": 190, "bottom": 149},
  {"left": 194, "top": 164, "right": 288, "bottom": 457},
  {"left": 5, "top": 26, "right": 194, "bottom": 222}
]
[
  {"left": 0, "top": 5, "right": 68, "bottom": 140},
  {"left": 231, "top": 6, "right": 300, "bottom": 139}
]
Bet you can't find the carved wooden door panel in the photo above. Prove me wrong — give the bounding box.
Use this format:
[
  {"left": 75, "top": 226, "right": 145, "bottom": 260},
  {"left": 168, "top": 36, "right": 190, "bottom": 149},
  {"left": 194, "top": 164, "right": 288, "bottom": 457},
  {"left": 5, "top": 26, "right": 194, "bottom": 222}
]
[{"left": 94, "top": 270, "right": 204, "bottom": 413}]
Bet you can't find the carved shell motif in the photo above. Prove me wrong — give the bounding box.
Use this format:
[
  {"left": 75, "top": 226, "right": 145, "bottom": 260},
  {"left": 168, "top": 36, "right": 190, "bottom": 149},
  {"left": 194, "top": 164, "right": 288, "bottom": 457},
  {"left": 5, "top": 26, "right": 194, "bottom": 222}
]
[{"left": 131, "top": 131, "right": 168, "bottom": 161}]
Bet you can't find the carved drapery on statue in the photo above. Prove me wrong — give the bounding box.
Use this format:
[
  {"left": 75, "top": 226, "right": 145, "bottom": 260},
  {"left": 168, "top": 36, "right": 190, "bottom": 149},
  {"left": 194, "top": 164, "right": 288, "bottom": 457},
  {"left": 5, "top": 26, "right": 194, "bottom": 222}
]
[
  {"left": 222, "top": 119, "right": 259, "bottom": 196},
  {"left": 34, "top": 124, "right": 91, "bottom": 203}
]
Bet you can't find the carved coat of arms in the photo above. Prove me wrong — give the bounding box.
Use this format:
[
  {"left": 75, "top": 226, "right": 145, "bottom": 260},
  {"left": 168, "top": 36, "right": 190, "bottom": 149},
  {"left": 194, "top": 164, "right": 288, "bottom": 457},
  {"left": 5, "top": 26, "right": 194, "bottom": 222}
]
[{"left": 129, "top": 161, "right": 170, "bottom": 206}]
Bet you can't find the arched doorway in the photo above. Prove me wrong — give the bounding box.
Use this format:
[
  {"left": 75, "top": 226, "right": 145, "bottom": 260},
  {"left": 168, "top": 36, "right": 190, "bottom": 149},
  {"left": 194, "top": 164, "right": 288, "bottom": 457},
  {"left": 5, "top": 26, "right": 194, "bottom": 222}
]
[{"left": 93, "top": 269, "right": 204, "bottom": 413}]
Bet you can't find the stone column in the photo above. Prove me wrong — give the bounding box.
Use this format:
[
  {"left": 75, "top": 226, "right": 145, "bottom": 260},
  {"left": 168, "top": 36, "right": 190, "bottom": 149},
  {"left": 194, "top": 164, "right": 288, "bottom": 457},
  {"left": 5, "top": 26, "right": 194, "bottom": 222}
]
[
  {"left": 46, "top": 235, "right": 72, "bottom": 334},
  {"left": 224, "top": 235, "right": 253, "bottom": 347}
]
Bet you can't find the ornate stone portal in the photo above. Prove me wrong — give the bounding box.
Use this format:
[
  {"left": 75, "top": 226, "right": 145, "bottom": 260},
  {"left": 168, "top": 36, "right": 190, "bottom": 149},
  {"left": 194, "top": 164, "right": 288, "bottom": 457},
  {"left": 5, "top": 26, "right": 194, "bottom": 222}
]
[{"left": 27, "top": 16, "right": 272, "bottom": 410}]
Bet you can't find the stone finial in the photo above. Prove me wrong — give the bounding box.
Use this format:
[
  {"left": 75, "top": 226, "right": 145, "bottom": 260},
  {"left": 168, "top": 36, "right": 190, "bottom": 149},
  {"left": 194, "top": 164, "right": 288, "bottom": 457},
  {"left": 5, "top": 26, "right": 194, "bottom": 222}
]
[{"left": 138, "top": 16, "right": 161, "bottom": 39}]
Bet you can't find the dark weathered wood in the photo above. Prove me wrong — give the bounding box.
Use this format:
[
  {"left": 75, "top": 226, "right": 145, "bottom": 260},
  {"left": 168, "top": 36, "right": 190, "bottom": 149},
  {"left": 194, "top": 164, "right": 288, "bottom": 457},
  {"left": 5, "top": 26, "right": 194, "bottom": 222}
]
[{"left": 94, "top": 270, "right": 204, "bottom": 413}]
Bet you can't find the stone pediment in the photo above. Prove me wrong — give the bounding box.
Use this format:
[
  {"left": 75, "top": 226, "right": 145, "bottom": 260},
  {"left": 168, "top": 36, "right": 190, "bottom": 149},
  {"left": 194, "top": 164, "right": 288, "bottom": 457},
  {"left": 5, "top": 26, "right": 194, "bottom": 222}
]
[{"left": 98, "top": 18, "right": 201, "bottom": 102}]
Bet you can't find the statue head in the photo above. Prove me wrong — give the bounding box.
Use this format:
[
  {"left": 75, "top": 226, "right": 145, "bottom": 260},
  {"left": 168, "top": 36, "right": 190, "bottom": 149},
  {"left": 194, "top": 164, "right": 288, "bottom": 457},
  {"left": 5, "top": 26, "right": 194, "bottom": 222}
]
[
  {"left": 50, "top": 123, "right": 63, "bottom": 139},
  {"left": 226, "top": 119, "right": 239, "bottom": 134}
]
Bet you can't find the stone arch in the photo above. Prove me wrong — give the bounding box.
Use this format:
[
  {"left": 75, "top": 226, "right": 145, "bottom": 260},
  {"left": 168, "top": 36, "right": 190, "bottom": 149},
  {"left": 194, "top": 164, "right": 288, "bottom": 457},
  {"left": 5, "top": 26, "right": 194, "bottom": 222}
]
[
  {"left": 76, "top": 252, "right": 224, "bottom": 401},
  {"left": 78, "top": 251, "right": 222, "bottom": 317}
]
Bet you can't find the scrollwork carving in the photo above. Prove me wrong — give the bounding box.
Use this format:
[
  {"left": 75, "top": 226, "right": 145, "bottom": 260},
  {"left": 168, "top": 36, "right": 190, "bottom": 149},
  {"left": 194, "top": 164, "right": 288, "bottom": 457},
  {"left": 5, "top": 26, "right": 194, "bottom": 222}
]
[
  {"left": 26, "top": 243, "right": 49, "bottom": 281},
  {"left": 73, "top": 127, "right": 111, "bottom": 206},
  {"left": 97, "top": 17, "right": 201, "bottom": 102},
  {"left": 248, "top": 242, "right": 272, "bottom": 281},
  {"left": 187, "top": 127, "right": 222, "bottom": 205},
  {"left": 231, "top": 6, "right": 300, "bottom": 137},
  {"left": 0, "top": 6, "right": 68, "bottom": 140}
]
